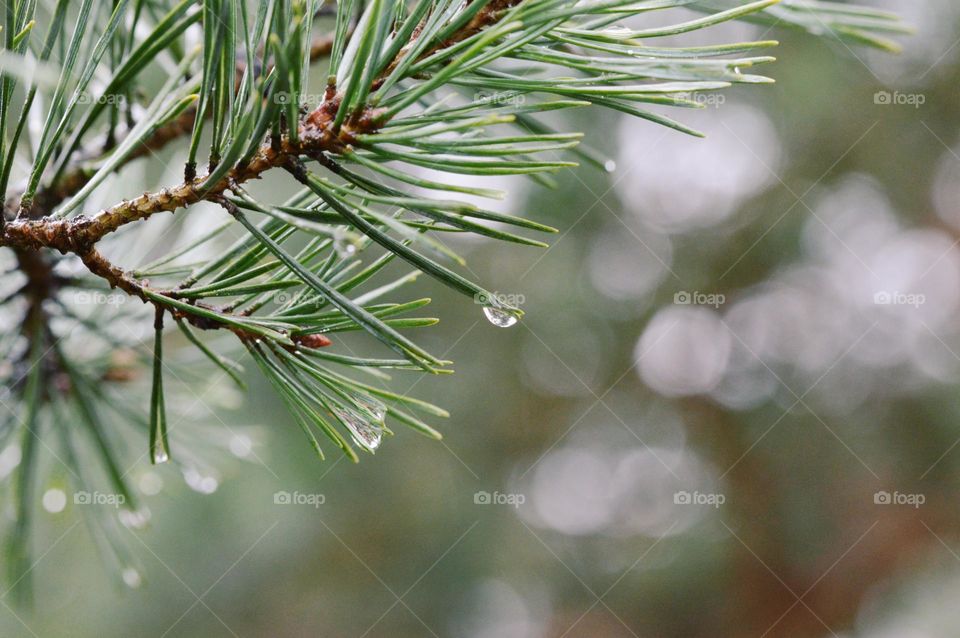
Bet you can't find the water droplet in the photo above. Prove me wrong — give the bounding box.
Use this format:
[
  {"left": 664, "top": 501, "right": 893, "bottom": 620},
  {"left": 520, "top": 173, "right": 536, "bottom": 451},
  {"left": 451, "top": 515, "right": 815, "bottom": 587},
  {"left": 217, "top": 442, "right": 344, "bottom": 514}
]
[
  {"left": 42, "top": 488, "right": 67, "bottom": 513},
  {"left": 119, "top": 507, "right": 151, "bottom": 530},
  {"left": 151, "top": 436, "right": 169, "bottom": 464},
  {"left": 603, "top": 25, "right": 632, "bottom": 38},
  {"left": 733, "top": 66, "right": 742, "bottom": 75},
  {"left": 483, "top": 306, "right": 520, "bottom": 328},
  {"left": 334, "top": 408, "right": 383, "bottom": 452},
  {"left": 604, "top": 159, "right": 617, "bottom": 173},
  {"left": 122, "top": 567, "right": 142, "bottom": 589},
  {"left": 333, "top": 228, "right": 360, "bottom": 258},
  {"left": 352, "top": 395, "right": 387, "bottom": 422}
]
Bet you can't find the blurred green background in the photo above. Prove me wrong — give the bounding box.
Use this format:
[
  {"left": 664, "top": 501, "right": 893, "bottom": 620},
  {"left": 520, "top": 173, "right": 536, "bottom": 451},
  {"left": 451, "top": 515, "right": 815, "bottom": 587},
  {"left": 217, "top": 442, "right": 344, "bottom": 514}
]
[{"left": 6, "top": 2, "right": 960, "bottom": 637}]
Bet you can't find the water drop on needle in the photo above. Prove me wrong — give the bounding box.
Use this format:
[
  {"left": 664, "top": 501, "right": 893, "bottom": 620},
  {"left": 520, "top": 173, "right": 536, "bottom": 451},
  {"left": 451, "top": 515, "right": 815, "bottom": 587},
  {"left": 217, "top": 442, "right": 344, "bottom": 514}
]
[
  {"left": 604, "top": 25, "right": 631, "bottom": 38},
  {"left": 483, "top": 306, "right": 520, "bottom": 328},
  {"left": 335, "top": 408, "right": 383, "bottom": 452},
  {"left": 151, "top": 441, "right": 169, "bottom": 464},
  {"left": 353, "top": 395, "right": 387, "bottom": 422}
]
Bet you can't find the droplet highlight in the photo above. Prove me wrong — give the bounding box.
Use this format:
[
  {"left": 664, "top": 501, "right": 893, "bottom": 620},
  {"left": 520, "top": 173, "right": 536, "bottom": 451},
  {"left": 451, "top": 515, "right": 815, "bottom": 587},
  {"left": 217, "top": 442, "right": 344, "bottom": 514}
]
[
  {"left": 483, "top": 306, "right": 520, "bottom": 328},
  {"left": 151, "top": 438, "right": 169, "bottom": 464},
  {"left": 352, "top": 394, "right": 387, "bottom": 422},
  {"left": 335, "top": 407, "right": 384, "bottom": 452},
  {"left": 603, "top": 25, "right": 632, "bottom": 38},
  {"left": 333, "top": 228, "right": 360, "bottom": 258}
]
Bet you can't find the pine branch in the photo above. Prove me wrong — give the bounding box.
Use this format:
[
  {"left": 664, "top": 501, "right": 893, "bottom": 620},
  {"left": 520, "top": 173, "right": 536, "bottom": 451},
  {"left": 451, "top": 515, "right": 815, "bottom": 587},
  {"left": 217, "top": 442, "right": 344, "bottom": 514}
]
[
  {"left": 3, "top": 32, "right": 339, "bottom": 221},
  {"left": 0, "top": 0, "right": 907, "bottom": 599}
]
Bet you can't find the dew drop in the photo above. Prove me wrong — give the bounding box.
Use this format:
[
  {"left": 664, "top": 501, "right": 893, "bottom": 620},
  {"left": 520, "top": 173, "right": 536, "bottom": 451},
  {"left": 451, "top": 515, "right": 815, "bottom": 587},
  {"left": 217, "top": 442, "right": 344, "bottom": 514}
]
[
  {"left": 603, "top": 159, "right": 617, "bottom": 173},
  {"left": 42, "top": 488, "right": 67, "bottom": 514},
  {"left": 353, "top": 395, "right": 387, "bottom": 422},
  {"left": 334, "top": 408, "right": 383, "bottom": 452},
  {"left": 483, "top": 306, "right": 520, "bottom": 328},
  {"left": 603, "top": 25, "right": 632, "bottom": 38},
  {"left": 151, "top": 445, "right": 169, "bottom": 464},
  {"left": 333, "top": 228, "right": 360, "bottom": 258},
  {"left": 122, "top": 567, "right": 142, "bottom": 589}
]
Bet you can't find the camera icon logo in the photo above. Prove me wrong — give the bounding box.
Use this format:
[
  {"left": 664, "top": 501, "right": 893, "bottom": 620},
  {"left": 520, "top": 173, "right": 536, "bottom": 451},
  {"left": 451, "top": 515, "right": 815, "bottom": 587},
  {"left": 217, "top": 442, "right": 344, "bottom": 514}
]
[
  {"left": 874, "top": 491, "right": 891, "bottom": 505},
  {"left": 674, "top": 291, "right": 692, "bottom": 305},
  {"left": 873, "top": 291, "right": 892, "bottom": 305},
  {"left": 273, "top": 491, "right": 292, "bottom": 505},
  {"left": 673, "top": 490, "right": 692, "bottom": 505},
  {"left": 874, "top": 91, "right": 892, "bottom": 105},
  {"left": 474, "top": 491, "right": 492, "bottom": 505}
]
